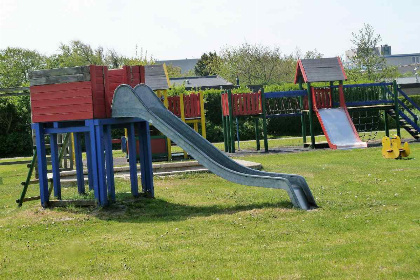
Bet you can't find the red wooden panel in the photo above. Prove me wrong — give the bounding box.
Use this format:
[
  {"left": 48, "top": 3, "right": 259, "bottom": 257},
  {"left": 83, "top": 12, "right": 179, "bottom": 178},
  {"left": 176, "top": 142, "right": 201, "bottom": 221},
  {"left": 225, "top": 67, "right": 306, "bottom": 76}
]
[
  {"left": 93, "top": 107, "right": 106, "bottom": 119},
  {"left": 140, "top": 66, "right": 145, "bottom": 83},
  {"left": 30, "top": 81, "right": 92, "bottom": 94},
  {"left": 167, "top": 96, "right": 181, "bottom": 117},
  {"left": 108, "top": 75, "right": 125, "bottom": 84},
  {"left": 31, "top": 96, "right": 93, "bottom": 107},
  {"left": 133, "top": 138, "right": 167, "bottom": 155},
  {"left": 32, "top": 111, "right": 93, "bottom": 123},
  {"left": 31, "top": 88, "right": 93, "bottom": 101},
  {"left": 33, "top": 103, "right": 93, "bottom": 115},
  {"left": 221, "top": 93, "right": 229, "bottom": 116}
]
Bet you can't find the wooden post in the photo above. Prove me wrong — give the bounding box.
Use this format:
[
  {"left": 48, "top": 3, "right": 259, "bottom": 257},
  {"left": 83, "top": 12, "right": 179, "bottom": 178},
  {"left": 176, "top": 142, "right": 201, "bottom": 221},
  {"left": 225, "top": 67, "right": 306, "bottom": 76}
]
[
  {"left": 227, "top": 90, "right": 235, "bottom": 153},
  {"left": 33, "top": 123, "right": 49, "bottom": 207},
  {"left": 73, "top": 132, "right": 85, "bottom": 195},
  {"left": 50, "top": 133, "right": 61, "bottom": 199},
  {"left": 138, "top": 121, "right": 154, "bottom": 197},
  {"left": 221, "top": 92, "right": 228, "bottom": 152},
  {"left": 104, "top": 125, "right": 115, "bottom": 202},
  {"left": 299, "top": 78, "right": 307, "bottom": 145},
  {"left": 84, "top": 132, "right": 94, "bottom": 191},
  {"left": 86, "top": 120, "right": 100, "bottom": 202},
  {"left": 199, "top": 92, "right": 206, "bottom": 139},
  {"left": 307, "top": 82, "right": 315, "bottom": 148},
  {"left": 384, "top": 110, "right": 390, "bottom": 137},
  {"left": 162, "top": 89, "right": 172, "bottom": 161},
  {"left": 127, "top": 122, "right": 139, "bottom": 197},
  {"left": 255, "top": 117, "right": 260, "bottom": 151},
  {"left": 393, "top": 80, "right": 401, "bottom": 137},
  {"left": 180, "top": 93, "right": 188, "bottom": 159},
  {"left": 260, "top": 88, "right": 268, "bottom": 152},
  {"left": 95, "top": 124, "right": 108, "bottom": 206}
]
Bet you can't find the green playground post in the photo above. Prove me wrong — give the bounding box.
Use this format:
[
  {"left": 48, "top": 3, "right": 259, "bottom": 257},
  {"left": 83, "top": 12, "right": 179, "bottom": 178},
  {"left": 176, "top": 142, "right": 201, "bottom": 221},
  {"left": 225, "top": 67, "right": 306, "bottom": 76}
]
[
  {"left": 255, "top": 117, "right": 260, "bottom": 151},
  {"left": 298, "top": 78, "right": 307, "bottom": 144},
  {"left": 260, "top": 88, "right": 268, "bottom": 152},
  {"left": 306, "top": 82, "right": 315, "bottom": 148},
  {"left": 381, "top": 85, "right": 390, "bottom": 137},
  {"left": 393, "top": 80, "right": 401, "bottom": 137},
  {"left": 227, "top": 89, "right": 235, "bottom": 153},
  {"left": 221, "top": 92, "right": 228, "bottom": 152}
]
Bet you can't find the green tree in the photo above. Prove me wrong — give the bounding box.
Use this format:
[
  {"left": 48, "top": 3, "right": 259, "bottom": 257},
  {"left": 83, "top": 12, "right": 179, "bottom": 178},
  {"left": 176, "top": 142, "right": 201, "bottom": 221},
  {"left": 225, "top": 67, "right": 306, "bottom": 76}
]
[
  {"left": 349, "top": 23, "right": 399, "bottom": 81},
  {"left": 194, "top": 52, "right": 218, "bottom": 76},
  {"left": 165, "top": 64, "right": 183, "bottom": 78},
  {"left": 0, "top": 47, "right": 46, "bottom": 87},
  {"left": 214, "top": 43, "right": 296, "bottom": 85}
]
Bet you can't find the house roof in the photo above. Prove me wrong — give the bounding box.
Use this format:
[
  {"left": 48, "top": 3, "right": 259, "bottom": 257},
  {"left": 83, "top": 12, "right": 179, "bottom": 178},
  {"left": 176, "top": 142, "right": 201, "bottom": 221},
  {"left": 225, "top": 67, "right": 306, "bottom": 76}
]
[
  {"left": 156, "top": 59, "right": 199, "bottom": 74},
  {"left": 170, "top": 75, "right": 233, "bottom": 89},
  {"left": 294, "top": 57, "right": 347, "bottom": 83},
  {"left": 144, "top": 64, "right": 169, "bottom": 90},
  {"left": 383, "top": 53, "right": 420, "bottom": 58}
]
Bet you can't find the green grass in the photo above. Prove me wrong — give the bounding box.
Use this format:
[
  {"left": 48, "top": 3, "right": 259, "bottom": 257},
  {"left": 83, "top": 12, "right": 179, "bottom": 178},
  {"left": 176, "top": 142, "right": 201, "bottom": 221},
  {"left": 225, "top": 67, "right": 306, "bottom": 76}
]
[{"left": 0, "top": 143, "right": 419, "bottom": 279}]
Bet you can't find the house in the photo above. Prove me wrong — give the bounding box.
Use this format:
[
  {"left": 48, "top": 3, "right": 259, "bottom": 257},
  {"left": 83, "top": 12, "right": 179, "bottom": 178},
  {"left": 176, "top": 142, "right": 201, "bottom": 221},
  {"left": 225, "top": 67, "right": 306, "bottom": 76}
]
[
  {"left": 169, "top": 75, "right": 234, "bottom": 90},
  {"left": 156, "top": 58, "right": 199, "bottom": 74}
]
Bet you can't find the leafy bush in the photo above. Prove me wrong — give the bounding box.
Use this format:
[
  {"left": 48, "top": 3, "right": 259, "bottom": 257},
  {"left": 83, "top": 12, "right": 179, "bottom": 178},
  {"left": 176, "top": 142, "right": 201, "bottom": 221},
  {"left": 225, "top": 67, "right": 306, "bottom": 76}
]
[{"left": 0, "top": 96, "right": 33, "bottom": 157}]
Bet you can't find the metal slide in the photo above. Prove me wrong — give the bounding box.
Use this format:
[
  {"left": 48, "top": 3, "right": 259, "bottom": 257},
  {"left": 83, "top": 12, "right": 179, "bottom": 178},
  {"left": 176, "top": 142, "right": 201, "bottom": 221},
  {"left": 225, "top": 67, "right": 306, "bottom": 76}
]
[
  {"left": 112, "top": 84, "right": 318, "bottom": 210},
  {"left": 312, "top": 87, "right": 367, "bottom": 150},
  {"left": 316, "top": 108, "right": 367, "bottom": 149}
]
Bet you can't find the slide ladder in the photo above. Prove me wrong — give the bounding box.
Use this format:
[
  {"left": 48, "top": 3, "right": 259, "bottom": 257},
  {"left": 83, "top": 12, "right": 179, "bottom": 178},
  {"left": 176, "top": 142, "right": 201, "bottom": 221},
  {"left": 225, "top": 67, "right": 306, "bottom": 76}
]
[{"left": 112, "top": 84, "right": 318, "bottom": 210}]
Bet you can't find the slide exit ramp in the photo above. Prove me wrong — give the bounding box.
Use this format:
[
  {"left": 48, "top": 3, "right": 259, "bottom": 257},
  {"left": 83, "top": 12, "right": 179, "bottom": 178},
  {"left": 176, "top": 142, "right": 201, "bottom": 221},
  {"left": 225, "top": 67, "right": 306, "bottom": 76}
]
[
  {"left": 112, "top": 84, "right": 318, "bottom": 210},
  {"left": 312, "top": 86, "right": 367, "bottom": 149}
]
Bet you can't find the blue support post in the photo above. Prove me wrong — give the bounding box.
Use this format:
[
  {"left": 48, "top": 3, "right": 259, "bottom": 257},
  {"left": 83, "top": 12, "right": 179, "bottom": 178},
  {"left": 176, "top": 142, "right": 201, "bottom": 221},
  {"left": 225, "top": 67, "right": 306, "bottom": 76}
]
[
  {"left": 104, "top": 125, "right": 115, "bottom": 202},
  {"left": 33, "top": 123, "right": 49, "bottom": 207},
  {"left": 127, "top": 122, "right": 139, "bottom": 197},
  {"left": 73, "top": 132, "right": 85, "bottom": 194},
  {"left": 95, "top": 124, "right": 108, "bottom": 206},
  {"left": 86, "top": 120, "right": 100, "bottom": 202},
  {"left": 138, "top": 121, "right": 154, "bottom": 197},
  {"left": 49, "top": 133, "right": 61, "bottom": 199},
  {"left": 84, "top": 132, "right": 94, "bottom": 191}
]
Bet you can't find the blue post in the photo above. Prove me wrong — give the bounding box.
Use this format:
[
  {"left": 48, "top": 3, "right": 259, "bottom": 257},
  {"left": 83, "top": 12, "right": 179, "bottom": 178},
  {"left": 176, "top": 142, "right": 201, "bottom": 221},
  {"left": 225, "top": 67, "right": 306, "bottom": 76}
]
[
  {"left": 49, "top": 133, "right": 61, "bottom": 199},
  {"left": 127, "top": 122, "right": 139, "bottom": 197},
  {"left": 84, "top": 132, "right": 94, "bottom": 191},
  {"left": 33, "top": 123, "right": 49, "bottom": 207},
  {"left": 138, "top": 121, "right": 154, "bottom": 197},
  {"left": 95, "top": 124, "right": 108, "bottom": 206},
  {"left": 73, "top": 132, "right": 85, "bottom": 194},
  {"left": 86, "top": 120, "right": 101, "bottom": 202},
  {"left": 104, "top": 125, "right": 115, "bottom": 202}
]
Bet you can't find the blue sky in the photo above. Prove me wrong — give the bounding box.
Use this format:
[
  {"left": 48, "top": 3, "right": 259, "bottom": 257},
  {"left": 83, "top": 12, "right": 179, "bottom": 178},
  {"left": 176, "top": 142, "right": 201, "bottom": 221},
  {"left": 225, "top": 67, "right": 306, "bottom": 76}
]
[{"left": 0, "top": 0, "right": 418, "bottom": 60}]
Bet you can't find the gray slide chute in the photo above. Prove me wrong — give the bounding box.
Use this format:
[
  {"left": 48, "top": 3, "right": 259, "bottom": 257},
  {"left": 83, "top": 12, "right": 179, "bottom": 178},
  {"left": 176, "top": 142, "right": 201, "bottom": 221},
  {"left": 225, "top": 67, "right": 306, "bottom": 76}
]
[{"left": 112, "top": 84, "right": 318, "bottom": 210}]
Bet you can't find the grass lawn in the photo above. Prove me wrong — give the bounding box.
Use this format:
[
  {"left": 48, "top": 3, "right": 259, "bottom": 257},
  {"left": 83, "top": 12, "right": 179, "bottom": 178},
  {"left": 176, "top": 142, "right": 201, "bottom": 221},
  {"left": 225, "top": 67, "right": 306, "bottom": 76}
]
[{"left": 0, "top": 142, "right": 419, "bottom": 279}]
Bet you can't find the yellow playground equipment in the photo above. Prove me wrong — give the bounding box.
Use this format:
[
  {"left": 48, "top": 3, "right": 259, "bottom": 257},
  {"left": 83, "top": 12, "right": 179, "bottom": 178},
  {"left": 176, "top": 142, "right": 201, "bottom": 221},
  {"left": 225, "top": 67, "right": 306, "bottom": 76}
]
[{"left": 381, "top": 135, "right": 410, "bottom": 159}]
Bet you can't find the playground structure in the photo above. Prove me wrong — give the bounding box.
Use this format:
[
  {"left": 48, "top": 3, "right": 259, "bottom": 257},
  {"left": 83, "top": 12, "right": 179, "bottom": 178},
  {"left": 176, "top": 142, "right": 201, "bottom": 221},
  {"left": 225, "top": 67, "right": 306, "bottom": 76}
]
[
  {"left": 221, "top": 57, "right": 419, "bottom": 152},
  {"left": 221, "top": 89, "right": 268, "bottom": 153},
  {"left": 24, "top": 65, "right": 317, "bottom": 210}
]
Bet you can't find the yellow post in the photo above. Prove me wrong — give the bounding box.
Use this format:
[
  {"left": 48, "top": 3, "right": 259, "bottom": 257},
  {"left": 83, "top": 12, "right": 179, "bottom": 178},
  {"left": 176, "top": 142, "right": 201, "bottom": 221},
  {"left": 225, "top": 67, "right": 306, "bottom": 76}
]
[
  {"left": 194, "top": 121, "right": 198, "bottom": 132},
  {"left": 199, "top": 91, "right": 206, "bottom": 139},
  {"left": 163, "top": 63, "right": 171, "bottom": 88},
  {"left": 71, "top": 133, "right": 75, "bottom": 166},
  {"left": 180, "top": 93, "right": 187, "bottom": 159},
  {"left": 161, "top": 89, "right": 172, "bottom": 161}
]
